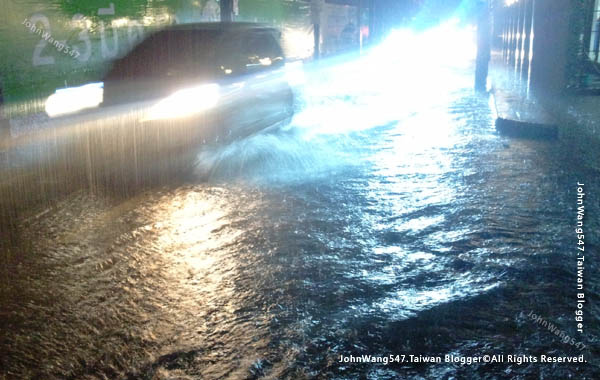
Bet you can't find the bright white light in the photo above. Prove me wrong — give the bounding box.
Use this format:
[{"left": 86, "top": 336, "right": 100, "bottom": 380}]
[
  {"left": 259, "top": 57, "right": 272, "bottom": 66},
  {"left": 45, "top": 82, "right": 104, "bottom": 118},
  {"left": 144, "top": 83, "right": 220, "bottom": 121},
  {"left": 284, "top": 61, "right": 306, "bottom": 86},
  {"left": 371, "top": 20, "right": 477, "bottom": 69},
  {"left": 505, "top": 0, "right": 519, "bottom": 6},
  {"left": 282, "top": 28, "right": 314, "bottom": 60},
  {"left": 111, "top": 17, "right": 130, "bottom": 28},
  {"left": 291, "top": 21, "right": 478, "bottom": 137}
]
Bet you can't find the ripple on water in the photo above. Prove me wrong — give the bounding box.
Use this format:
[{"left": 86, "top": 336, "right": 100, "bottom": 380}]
[{"left": 2, "top": 63, "right": 600, "bottom": 379}]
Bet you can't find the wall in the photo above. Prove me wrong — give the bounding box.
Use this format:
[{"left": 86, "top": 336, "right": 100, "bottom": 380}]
[{"left": 529, "top": 0, "right": 571, "bottom": 97}]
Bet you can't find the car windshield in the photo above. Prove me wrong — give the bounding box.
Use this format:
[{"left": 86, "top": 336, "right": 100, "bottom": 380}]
[{"left": 106, "top": 29, "right": 223, "bottom": 80}]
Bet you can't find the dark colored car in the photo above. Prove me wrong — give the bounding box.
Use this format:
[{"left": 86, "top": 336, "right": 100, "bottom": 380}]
[{"left": 102, "top": 22, "right": 294, "bottom": 143}]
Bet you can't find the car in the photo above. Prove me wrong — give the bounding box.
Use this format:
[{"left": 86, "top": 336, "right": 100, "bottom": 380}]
[{"left": 102, "top": 22, "right": 294, "bottom": 143}]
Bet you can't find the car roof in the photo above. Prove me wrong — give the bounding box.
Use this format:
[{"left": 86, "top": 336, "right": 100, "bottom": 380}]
[{"left": 163, "top": 22, "right": 277, "bottom": 34}]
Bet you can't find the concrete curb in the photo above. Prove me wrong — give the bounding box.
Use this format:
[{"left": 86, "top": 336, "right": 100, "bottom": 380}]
[{"left": 491, "top": 88, "right": 559, "bottom": 140}]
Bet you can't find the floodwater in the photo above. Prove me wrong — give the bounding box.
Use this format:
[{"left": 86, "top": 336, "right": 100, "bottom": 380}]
[{"left": 1, "top": 48, "right": 600, "bottom": 379}]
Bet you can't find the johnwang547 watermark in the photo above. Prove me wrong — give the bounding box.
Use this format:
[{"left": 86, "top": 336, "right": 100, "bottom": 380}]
[{"left": 23, "top": 16, "right": 81, "bottom": 60}]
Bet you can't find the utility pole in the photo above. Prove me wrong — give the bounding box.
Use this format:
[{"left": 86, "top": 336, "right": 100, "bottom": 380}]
[
  {"left": 311, "top": 0, "right": 323, "bottom": 60},
  {"left": 475, "top": 0, "right": 492, "bottom": 92},
  {"left": 220, "top": 0, "right": 233, "bottom": 22},
  {"left": 0, "top": 79, "right": 9, "bottom": 146}
]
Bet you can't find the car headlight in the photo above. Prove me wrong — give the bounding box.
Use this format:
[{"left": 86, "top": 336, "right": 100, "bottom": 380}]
[
  {"left": 144, "top": 83, "right": 220, "bottom": 121},
  {"left": 45, "top": 82, "right": 104, "bottom": 118}
]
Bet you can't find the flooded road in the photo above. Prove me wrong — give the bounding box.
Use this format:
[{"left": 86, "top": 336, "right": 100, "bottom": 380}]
[{"left": 2, "top": 53, "right": 600, "bottom": 379}]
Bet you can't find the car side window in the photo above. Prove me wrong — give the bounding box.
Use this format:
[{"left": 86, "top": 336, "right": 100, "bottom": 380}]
[
  {"left": 241, "top": 32, "right": 284, "bottom": 72},
  {"left": 215, "top": 30, "right": 284, "bottom": 78},
  {"left": 109, "top": 30, "right": 221, "bottom": 80}
]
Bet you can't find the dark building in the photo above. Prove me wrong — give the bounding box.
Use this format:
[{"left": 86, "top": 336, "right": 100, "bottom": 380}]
[
  {"left": 491, "top": 0, "right": 600, "bottom": 167},
  {"left": 492, "top": 0, "right": 600, "bottom": 96}
]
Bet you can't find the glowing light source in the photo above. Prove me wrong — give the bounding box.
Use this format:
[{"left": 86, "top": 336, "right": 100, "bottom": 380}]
[
  {"left": 111, "top": 17, "right": 130, "bottom": 28},
  {"left": 282, "top": 28, "right": 314, "bottom": 60},
  {"left": 259, "top": 57, "right": 272, "bottom": 66},
  {"left": 369, "top": 20, "right": 477, "bottom": 69},
  {"left": 143, "top": 16, "right": 155, "bottom": 26},
  {"left": 144, "top": 83, "right": 220, "bottom": 121},
  {"left": 45, "top": 82, "right": 104, "bottom": 117},
  {"left": 505, "top": 0, "right": 519, "bottom": 6}
]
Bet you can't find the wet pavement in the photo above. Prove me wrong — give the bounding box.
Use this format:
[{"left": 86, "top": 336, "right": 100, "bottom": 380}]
[{"left": 1, "top": 48, "right": 600, "bottom": 379}]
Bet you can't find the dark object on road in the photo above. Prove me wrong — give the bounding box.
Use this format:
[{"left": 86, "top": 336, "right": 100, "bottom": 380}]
[
  {"left": 495, "top": 118, "right": 558, "bottom": 139},
  {"left": 492, "top": 89, "right": 558, "bottom": 140},
  {"left": 102, "top": 22, "right": 294, "bottom": 143}
]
